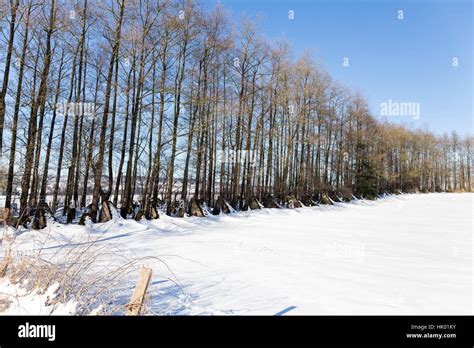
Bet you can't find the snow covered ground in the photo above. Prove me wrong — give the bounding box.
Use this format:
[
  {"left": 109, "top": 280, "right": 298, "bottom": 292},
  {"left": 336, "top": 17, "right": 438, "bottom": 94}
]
[
  {"left": 0, "top": 279, "right": 78, "bottom": 315},
  {"left": 1, "top": 193, "right": 472, "bottom": 315}
]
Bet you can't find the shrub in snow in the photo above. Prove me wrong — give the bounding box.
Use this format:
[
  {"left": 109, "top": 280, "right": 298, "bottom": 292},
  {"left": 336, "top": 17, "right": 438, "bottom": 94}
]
[{"left": 0, "top": 231, "right": 141, "bottom": 315}]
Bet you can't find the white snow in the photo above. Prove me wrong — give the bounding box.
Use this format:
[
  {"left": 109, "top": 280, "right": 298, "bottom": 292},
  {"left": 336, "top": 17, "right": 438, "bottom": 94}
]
[
  {"left": 0, "top": 279, "right": 77, "bottom": 315},
  {"left": 1, "top": 193, "right": 472, "bottom": 315}
]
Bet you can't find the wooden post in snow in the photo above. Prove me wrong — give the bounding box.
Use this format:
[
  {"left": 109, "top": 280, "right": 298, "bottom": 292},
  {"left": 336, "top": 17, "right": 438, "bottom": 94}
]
[{"left": 126, "top": 267, "right": 152, "bottom": 315}]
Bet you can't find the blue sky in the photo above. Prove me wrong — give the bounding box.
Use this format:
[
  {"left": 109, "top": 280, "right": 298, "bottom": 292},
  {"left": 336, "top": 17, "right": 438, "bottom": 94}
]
[{"left": 208, "top": 0, "right": 472, "bottom": 136}]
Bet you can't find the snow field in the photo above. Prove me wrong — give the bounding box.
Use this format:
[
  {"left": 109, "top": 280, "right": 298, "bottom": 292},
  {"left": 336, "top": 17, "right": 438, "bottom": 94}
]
[{"left": 1, "top": 193, "right": 472, "bottom": 315}]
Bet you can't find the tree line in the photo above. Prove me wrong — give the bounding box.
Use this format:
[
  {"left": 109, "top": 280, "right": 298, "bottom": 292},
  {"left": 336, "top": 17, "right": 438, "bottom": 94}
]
[{"left": 0, "top": 0, "right": 471, "bottom": 228}]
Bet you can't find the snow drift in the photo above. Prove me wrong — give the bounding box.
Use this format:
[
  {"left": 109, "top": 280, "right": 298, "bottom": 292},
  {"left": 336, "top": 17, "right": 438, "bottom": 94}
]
[{"left": 1, "top": 193, "right": 472, "bottom": 315}]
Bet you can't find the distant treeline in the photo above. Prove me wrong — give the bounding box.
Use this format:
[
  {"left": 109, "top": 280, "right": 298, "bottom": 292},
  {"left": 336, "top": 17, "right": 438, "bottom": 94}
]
[{"left": 0, "top": 0, "right": 471, "bottom": 227}]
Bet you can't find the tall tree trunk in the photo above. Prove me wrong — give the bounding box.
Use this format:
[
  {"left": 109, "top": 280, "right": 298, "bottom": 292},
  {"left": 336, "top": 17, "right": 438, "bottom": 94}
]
[
  {"left": 39, "top": 51, "right": 65, "bottom": 205},
  {"left": 0, "top": 0, "right": 19, "bottom": 153},
  {"left": 4, "top": 2, "right": 30, "bottom": 215},
  {"left": 165, "top": 37, "right": 188, "bottom": 214},
  {"left": 19, "top": 0, "right": 56, "bottom": 222},
  {"left": 113, "top": 65, "right": 133, "bottom": 207},
  {"left": 80, "top": 66, "right": 101, "bottom": 208},
  {"left": 90, "top": 0, "right": 125, "bottom": 222},
  {"left": 51, "top": 47, "right": 79, "bottom": 213}
]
